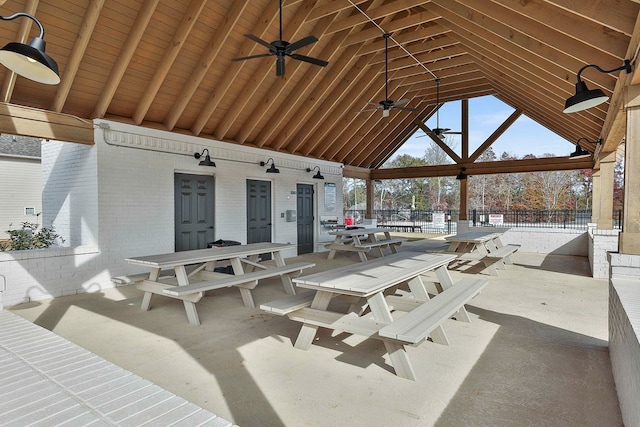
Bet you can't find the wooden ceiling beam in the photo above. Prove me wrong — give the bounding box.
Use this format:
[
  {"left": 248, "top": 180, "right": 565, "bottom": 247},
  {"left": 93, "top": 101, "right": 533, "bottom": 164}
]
[
  {"left": 0, "top": 103, "right": 94, "bottom": 145},
  {"left": 92, "top": 0, "right": 160, "bottom": 119},
  {"left": 477, "top": 64, "right": 602, "bottom": 140},
  {"left": 289, "top": 57, "right": 383, "bottom": 155},
  {"left": 189, "top": 1, "right": 282, "bottom": 135},
  {"left": 323, "top": 1, "right": 431, "bottom": 35},
  {"left": 355, "top": 25, "right": 453, "bottom": 57},
  {"left": 348, "top": 85, "right": 494, "bottom": 167},
  {"left": 211, "top": 0, "right": 320, "bottom": 140},
  {"left": 306, "top": 0, "right": 367, "bottom": 22},
  {"left": 163, "top": 0, "right": 249, "bottom": 131},
  {"left": 439, "top": 16, "right": 610, "bottom": 124},
  {"left": 340, "top": 9, "right": 441, "bottom": 48},
  {"left": 50, "top": 0, "right": 105, "bottom": 113},
  {"left": 469, "top": 50, "right": 605, "bottom": 137},
  {"left": 301, "top": 64, "right": 385, "bottom": 158},
  {"left": 234, "top": 13, "right": 341, "bottom": 144},
  {"left": 398, "top": 64, "right": 480, "bottom": 88},
  {"left": 389, "top": 53, "right": 473, "bottom": 80},
  {"left": 544, "top": 0, "right": 639, "bottom": 36},
  {"left": 315, "top": 71, "right": 411, "bottom": 160},
  {"left": 281, "top": 0, "right": 396, "bottom": 155},
  {"left": 473, "top": 0, "right": 630, "bottom": 58},
  {"left": 430, "top": 1, "right": 620, "bottom": 91},
  {"left": 371, "top": 156, "right": 594, "bottom": 179},
  {"left": 132, "top": 0, "right": 208, "bottom": 125}
]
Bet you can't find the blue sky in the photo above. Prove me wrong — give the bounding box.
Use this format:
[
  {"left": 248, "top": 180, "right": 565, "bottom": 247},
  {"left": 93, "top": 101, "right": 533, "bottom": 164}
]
[{"left": 389, "top": 95, "right": 576, "bottom": 162}]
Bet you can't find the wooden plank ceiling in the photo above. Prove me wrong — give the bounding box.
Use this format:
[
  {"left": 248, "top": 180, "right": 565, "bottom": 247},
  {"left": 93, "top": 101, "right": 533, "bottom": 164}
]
[{"left": 0, "top": 0, "right": 638, "bottom": 173}]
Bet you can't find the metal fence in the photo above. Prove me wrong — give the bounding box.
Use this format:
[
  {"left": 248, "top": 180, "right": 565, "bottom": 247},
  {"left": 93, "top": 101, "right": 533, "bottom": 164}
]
[{"left": 344, "top": 209, "right": 622, "bottom": 234}]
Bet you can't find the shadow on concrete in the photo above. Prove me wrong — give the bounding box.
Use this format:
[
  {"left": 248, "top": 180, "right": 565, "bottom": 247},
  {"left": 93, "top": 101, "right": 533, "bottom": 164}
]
[{"left": 434, "top": 306, "right": 621, "bottom": 426}]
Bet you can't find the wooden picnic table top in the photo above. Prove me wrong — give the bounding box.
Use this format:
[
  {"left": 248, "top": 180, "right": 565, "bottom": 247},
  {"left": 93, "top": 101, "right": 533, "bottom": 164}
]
[
  {"left": 125, "top": 242, "right": 292, "bottom": 268},
  {"left": 328, "top": 227, "right": 392, "bottom": 236},
  {"left": 293, "top": 251, "right": 456, "bottom": 297},
  {"left": 444, "top": 231, "right": 505, "bottom": 243}
]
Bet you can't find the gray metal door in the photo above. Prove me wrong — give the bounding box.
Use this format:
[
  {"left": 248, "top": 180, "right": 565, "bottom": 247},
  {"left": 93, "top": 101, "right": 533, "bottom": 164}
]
[
  {"left": 297, "top": 183, "right": 314, "bottom": 254},
  {"left": 174, "top": 173, "right": 215, "bottom": 251},
  {"left": 246, "top": 179, "right": 272, "bottom": 244}
]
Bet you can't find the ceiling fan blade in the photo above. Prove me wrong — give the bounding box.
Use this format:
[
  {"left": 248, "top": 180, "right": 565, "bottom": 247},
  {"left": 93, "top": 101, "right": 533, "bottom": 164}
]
[
  {"left": 366, "top": 101, "right": 381, "bottom": 107},
  {"left": 289, "top": 53, "right": 328, "bottom": 67},
  {"left": 357, "top": 108, "right": 378, "bottom": 113},
  {"left": 392, "top": 106, "right": 417, "bottom": 112},
  {"left": 276, "top": 55, "right": 285, "bottom": 76},
  {"left": 285, "top": 35, "right": 318, "bottom": 53},
  {"left": 444, "top": 131, "right": 463, "bottom": 134},
  {"left": 393, "top": 98, "right": 411, "bottom": 106},
  {"left": 243, "top": 34, "right": 275, "bottom": 51},
  {"left": 433, "top": 128, "right": 451, "bottom": 134},
  {"left": 232, "top": 53, "right": 272, "bottom": 62}
]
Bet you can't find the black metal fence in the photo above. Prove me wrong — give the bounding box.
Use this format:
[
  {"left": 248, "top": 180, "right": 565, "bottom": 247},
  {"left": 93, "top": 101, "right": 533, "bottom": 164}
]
[{"left": 344, "top": 209, "right": 622, "bottom": 234}]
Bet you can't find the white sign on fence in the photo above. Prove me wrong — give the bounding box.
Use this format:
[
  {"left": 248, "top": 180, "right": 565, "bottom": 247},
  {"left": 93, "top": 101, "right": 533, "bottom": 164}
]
[
  {"left": 433, "top": 212, "right": 445, "bottom": 229},
  {"left": 488, "top": 214, "right": 504, "bottom": 225}
]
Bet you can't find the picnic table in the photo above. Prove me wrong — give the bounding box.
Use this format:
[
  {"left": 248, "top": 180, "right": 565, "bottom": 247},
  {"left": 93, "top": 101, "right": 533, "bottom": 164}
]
[
  {"left": 444, "top": 231, "right": 520, "bottom": 275},
  {"left": 324, "top": 227, "right": 406, "bottom": 261},
  {"left": 261, "top": 251, "right": 488, "bottom": 380},
  {"left": 125, "top": 242, "right": 314, "bottom": 325}
]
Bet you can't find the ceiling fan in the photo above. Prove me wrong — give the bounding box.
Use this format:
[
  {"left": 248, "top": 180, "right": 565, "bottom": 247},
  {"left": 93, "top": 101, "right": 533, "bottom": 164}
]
[
  {"left": 231, "top": 0, "right": 328, "bottom": 76},
  {"left": 358, "top": 33, "right": 416, "bottom": 118},
  {"left": 423, "top": 78, "right": 462, "bottom": 139}
]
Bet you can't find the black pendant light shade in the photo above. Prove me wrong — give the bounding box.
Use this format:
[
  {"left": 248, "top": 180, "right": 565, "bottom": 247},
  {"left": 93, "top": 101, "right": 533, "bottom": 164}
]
[
  {"left": 261, "top": 158, "right": 280, "bottom": 173},
  {"left": 568, "top": 137, "right": 600, "bottom": 158},
  {"left": 0, "top": 12, "right": 60, "bottom": 85},
  {"left": 569, "top": 145, "right": 591, "bottom": 158},
  {"left": 563, "top": 60, "right": 632, "bottom": 113},
  {"left": 455, "top": 167, "right": 467, "bottom": 180},
  {"left": 307, "top": 166, "right": 324, "bottom": 180},
  {"left": 194, "top": 148, "right": 216, "bottom": 166}
]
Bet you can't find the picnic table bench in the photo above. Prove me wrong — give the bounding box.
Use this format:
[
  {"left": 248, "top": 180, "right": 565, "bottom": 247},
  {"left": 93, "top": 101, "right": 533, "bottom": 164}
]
[
  {"left": 260, "top": 251, "right": 488, "bottom": 380},
  {"left": 126, "top": 242, "right": 314, "bottom": 325},
  {"left": 324, "top": 227, "right": 406, "bottom": 262},
  {"left": 443, "top": 231, "right": 519, "bottom": 276}
]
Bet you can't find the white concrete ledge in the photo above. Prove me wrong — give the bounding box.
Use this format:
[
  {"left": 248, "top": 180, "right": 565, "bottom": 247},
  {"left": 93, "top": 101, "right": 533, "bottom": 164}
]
[
  {"left": 0, "top": 310, "right": 236, "bottom": 426},
  {"left": 609, "top": 278, "right": 640, "bottom": 427}
]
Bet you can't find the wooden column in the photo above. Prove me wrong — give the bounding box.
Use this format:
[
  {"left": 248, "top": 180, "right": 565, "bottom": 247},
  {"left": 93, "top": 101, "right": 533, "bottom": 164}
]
[
  {"left": 619, "top": 85, "right": 640, "bottom": 254},
  {"left": 365, "top": 179, "right": 375, "bottom": 219},
  {"left": 596, "top": 151, "right": 616, "bottom": 229},
  {"left": 459, "top": 178, "right": 468, "bottom": 220},
  {"left": 591, "top": 170, "right": 601, "bottom": 224}
]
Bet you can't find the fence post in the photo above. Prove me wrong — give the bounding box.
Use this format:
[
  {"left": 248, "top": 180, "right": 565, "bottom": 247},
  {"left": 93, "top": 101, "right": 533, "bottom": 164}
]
[{"left": 472, "top": 209, "right": 477, "bottom": 226}]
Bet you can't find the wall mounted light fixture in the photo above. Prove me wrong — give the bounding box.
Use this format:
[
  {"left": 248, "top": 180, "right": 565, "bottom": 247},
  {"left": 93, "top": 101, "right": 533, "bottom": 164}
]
[
  {"left": 0, "top": 12, "right": 60, "bottom": 84},
  {"left": 455, "top": 167, "right": 467, "bottom": 180},
  {"left": 306, "top": 166, "right": 324, "bottom": 180},
  {"left": 569, "top": 137, "right": 600, "bottom": 158},
  {"left": 260, "top": 158, "right": 280, "bottom": 173},
  {"left": 194, "top": 148, "right": 216, "bottom": 166},
  {"left": 563, "top": 60, "right": 632, "bottom": 113}
]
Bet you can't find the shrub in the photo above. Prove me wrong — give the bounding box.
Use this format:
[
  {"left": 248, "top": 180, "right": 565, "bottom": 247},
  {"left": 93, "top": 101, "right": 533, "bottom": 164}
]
[{"left": 0, "top": 222, "right": 64, "bottom": 251}]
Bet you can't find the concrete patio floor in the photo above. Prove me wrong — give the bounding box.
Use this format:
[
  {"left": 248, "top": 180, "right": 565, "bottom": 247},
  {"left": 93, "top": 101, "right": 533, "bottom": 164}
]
[{"left": 8, "top": 237, "right": 623, "bottom": 426}]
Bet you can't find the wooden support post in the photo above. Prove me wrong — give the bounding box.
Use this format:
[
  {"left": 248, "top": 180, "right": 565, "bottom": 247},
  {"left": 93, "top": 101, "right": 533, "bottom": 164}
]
[{"left": 619, "top": 85, "right": 640, "bottom": 254}]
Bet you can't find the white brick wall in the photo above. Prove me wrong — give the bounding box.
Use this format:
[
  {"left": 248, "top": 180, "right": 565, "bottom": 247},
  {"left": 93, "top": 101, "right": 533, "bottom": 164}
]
[
  {"left": 609, "top": 255, "right": 640, "bottom": 427},
  {"left": 465, "top": 226, "right": 589, "bottom": 256},
  {"left": 589, "top": 226, "right": 620, "bottom": 279},
  {"left": 0, "top": 121, "right": 344, "bottom": 307}
]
